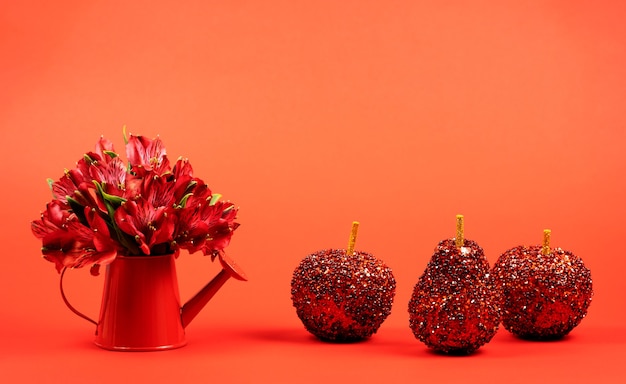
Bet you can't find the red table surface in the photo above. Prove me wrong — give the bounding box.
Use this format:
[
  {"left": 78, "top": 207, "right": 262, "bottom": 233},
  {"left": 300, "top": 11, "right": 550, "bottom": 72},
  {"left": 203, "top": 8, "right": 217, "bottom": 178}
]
[
  {"left": 1, "top": 1, "right": 625, "bottom": 382},
  {"left": 1, "top": 317, "right": 624, "bottom": 383}
]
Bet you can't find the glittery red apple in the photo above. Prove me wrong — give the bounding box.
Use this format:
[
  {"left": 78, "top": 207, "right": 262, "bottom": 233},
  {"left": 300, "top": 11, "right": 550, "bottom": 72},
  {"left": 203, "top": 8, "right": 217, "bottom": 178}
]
[
  {"left": 492, "top": 229, "right": 593, "bottom": 340},
  {"left": 408, "top": 215, "right": 501, "bottom": 354},
  {"left": 291, "top": 222, "right": 396, "bottom": 342}
]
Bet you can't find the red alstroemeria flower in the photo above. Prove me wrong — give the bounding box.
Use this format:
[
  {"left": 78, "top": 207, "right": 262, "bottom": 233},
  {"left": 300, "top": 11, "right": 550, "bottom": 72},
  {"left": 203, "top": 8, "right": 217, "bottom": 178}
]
[
  {"left": 170, "top": 157, "right": 198, "bottom": 204},
  {"left": 114, "top": 199, "right": 176, "bottom": 255},
  {"left": 31, "top": 199, "right": 73, "bottom": 240},
  {"left": 31, "top": 201, "right": 117, "bottom": 274},
  {"left": 33, "top": 132, "right": 240, "bottom": 274},
  {"left": 94, "top": 135, "right": 116, "bottom": 158},
  {"left": 51, "top": 166, "right": 97, "bottom": 208},
  {"left": 75, "top": 136, "right": 127, "bottom": 199},
  {"left": 126, "top": 134, "right": 170, "bottom": 177},
  {"left": 85, "top": 206, "right": 120, "bottom": 256},
  {"left": 138, "top": 172, "right": 178, "bottom": 209},
  {"left": 203, "top": 201, "right": 239, "bottom": 257},
  {"left": 132, "top": 157, "right": 202, "bottom": 210},
  {"left": 52, "top": 150, "right": 115, "bottom": 214},
  {"left": 174, "top": 194, "right": 238, "bottom": 257},
  {"left": 88, "top": 155, "right": 127, "bottom": 198}
]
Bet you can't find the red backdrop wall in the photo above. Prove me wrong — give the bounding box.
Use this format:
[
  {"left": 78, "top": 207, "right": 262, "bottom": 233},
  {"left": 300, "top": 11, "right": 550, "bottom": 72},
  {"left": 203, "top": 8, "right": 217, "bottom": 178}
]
[{"left": 1, "top": 1, "right": 625, "bottom": 382}]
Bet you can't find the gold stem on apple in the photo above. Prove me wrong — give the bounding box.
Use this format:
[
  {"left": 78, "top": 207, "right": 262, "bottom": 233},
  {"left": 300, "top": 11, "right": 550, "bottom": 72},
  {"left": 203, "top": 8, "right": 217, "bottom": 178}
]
[
  {"left": 346, "top": 221, "right": 360, "bottom": 256},
  {"left": 541, "top": 229, "right": 551, "bottom": 255},
  {"left": 455, "top": 214, "right": 464, "bottom": 248}
]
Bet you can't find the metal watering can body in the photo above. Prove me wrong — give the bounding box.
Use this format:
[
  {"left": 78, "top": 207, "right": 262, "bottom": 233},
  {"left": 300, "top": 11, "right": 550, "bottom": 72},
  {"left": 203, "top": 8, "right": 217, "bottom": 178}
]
[{"left": 60, "top": 253, "right": 246, "bottom": 351}]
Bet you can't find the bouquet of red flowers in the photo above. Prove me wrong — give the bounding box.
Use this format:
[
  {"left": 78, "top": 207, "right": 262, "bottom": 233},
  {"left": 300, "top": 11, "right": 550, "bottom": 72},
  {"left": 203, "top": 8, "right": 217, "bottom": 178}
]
[{"left": 31, "top": 132, "right": 239, "bottom": 276}]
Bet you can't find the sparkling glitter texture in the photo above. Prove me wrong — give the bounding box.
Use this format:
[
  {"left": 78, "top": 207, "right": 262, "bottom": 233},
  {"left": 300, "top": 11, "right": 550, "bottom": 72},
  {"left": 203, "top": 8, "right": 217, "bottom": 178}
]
[
  {"left": 492, "top": 245, "right": 593, "bottom": 340},
  {"left": 408, "top": 239, "right": 501, "bottom": 355},
  {"left": 291, "top": 249, "right": 396, "bottom": 342}
]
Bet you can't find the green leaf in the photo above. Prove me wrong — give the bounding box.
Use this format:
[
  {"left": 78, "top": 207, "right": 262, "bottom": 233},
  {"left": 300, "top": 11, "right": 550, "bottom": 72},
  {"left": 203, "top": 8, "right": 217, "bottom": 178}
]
[
  {"left": 209, "top": 193, "right": 222, "bottom": 206},
  {"left": 67, "top": 196, "right": 88, "bottom": 227},
  {"left": 46, "top": 178, "right": 55, "bottom": 198},
  {"left": 103, "top": 150, "right": 118, "bottom": 159},
  {"left": 90, "top": 181, "right": 141, "bottom": 255},
  {"left": 182, "top": 180, "right": 197, "bottom": 196},
  {"left": 93, "top": 181, "right": 126, "bottom": 206},
  {"left": 177, "top": 192, "right": 193, "bottom": 208},
  {"left": 112, "top": 219, "right": 142, "bottom": 255}
]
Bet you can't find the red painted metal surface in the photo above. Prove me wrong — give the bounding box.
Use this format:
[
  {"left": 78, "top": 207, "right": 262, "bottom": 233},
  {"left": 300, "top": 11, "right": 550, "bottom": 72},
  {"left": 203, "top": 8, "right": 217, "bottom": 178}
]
[
  {"left": 94, "top": 254, "right": 187, "bottom": 351},
  {"left": 59, "top": 253, "right": 247, "bottom": 351}
]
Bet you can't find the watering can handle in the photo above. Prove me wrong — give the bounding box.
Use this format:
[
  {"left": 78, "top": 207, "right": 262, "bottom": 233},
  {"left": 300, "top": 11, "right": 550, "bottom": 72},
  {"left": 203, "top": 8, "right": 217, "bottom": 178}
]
[{"left": 59, "top": 267, "right": 98, "bottom": 326}]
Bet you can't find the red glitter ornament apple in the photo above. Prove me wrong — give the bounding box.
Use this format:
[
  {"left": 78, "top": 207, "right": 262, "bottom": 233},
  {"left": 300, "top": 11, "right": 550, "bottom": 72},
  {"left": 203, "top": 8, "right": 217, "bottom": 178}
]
[
  {"left": 408, "top": 215, "right": 501, "bottom": 354},
  {"left": 291, "top": 222, "right": 396, "bottom": 342},
  {"left": 492, "top": 229, "right": 593, "bottom": 340}
]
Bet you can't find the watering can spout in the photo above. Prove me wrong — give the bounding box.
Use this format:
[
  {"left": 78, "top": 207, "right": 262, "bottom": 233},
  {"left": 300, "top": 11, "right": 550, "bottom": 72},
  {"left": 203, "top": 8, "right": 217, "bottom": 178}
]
[{"left": 181, "top": 254, "right": 247, "bottom": 328}]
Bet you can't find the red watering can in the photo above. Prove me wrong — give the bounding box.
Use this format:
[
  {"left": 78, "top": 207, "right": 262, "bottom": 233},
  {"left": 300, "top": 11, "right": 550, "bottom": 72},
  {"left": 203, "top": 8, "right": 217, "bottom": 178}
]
[{"left": 60, "top": 253, "right": 247, "bottom": 351}]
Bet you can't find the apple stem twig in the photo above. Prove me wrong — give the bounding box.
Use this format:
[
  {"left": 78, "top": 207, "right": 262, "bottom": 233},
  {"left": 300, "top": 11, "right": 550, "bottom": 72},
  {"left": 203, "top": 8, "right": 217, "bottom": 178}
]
[
  {"left": 542, "top": 229, "right": 551, "bottom": 255},
  {"left": 455, "top": 214, "right": 464, "bottom": 248},
  {"left": 347, "top": 221, "right": 360, "bottom": 256}
]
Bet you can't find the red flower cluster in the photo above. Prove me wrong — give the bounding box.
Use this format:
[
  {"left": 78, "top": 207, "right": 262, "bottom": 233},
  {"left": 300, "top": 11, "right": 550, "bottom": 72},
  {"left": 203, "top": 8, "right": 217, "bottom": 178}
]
[{"left": 31, "top": 133, "right": 239, "bottom": 275}]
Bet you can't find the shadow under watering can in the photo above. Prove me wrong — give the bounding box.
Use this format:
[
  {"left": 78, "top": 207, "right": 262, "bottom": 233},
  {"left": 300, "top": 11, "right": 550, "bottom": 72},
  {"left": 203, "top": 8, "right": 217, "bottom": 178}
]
[{"left": 60, "top": 253, "right": 247, "bottom": 351}]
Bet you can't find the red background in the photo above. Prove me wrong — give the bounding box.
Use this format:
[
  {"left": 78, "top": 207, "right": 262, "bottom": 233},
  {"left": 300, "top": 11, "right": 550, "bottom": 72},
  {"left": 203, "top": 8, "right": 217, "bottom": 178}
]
[{"left": 1, "top": 1, "right": 625, "bottom": 382}]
